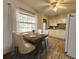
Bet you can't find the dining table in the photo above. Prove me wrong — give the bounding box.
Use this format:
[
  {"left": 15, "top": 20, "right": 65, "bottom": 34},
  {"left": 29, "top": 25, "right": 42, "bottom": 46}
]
[{"left": 23, "top": 33, "right": 48, "bottom": 54}]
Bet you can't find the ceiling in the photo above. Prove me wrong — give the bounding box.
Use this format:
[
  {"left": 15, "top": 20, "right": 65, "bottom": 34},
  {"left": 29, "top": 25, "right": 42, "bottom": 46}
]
[{"left": 17, "top": 0, "right": 76, "bottom": 18}]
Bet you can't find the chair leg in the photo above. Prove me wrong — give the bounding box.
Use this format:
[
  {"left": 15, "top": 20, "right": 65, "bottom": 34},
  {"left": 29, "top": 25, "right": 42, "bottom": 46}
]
[{"left": 43, "top": 39, "right": 48, "bottom": 53}]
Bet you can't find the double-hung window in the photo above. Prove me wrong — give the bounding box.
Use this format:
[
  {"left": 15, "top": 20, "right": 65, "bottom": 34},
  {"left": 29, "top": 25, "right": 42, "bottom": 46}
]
[{"left": 16, "top": 9, "right": 37, "bottom": 32}]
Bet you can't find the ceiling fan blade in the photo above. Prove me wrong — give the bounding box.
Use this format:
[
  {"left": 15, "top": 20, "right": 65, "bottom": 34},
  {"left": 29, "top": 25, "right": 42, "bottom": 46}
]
[
  {"left": 52, "top": 5, "right": 66, "bottom": 12},
  {"left": 57, "top": 0, "right": 65, "bottom": 3},
  {"left": 60, "top": 1, "right": 76, "bottom": 4},
  {"left": 57, "top": 5, "right": 67, "bottom": 9},
  {"left": 49, "top": 0, "right": 57, "bottom": 3},
  {"left": 61, "top": 3, "right": 75, "bottom": 4},
  {"left": 50, "top": 0, "right": 62, "bottom": 4},
  {"left": 61, "top": 0, "right": 76, "bottom": 4},
  {"left": 50, "top": 2, "right": 57, "bottom": 5}
]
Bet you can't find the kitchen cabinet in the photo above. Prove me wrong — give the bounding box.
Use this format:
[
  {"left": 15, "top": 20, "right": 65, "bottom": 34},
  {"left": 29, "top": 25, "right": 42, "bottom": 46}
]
[{"left": 48, "top": 29, "right": 66, "bottom": 39}]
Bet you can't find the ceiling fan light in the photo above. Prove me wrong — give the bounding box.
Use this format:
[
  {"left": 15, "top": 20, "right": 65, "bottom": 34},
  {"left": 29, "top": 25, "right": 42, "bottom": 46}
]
[{"left": 53, "top": 7, "right": 57, "bottom": 12}]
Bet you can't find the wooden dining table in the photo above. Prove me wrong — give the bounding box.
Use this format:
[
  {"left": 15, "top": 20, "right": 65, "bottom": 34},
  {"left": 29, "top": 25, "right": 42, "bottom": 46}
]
[
  {"left": 23, "top": 33, "right": 48, "bottom": 53},
  {"left": 23, "top": 33, "right": 48, "bottom": 44}
]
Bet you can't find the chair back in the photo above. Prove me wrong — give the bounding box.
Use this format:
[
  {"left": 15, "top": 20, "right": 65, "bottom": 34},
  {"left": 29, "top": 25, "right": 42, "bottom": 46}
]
[{"left": 12, "top": 32, "right": 35, "bottom": 54}]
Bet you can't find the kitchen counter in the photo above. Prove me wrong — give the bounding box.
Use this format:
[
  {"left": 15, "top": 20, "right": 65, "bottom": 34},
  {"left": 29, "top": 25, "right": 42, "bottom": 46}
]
[{"left": 48, "top": 29, "right": 66, "bottom": 39}]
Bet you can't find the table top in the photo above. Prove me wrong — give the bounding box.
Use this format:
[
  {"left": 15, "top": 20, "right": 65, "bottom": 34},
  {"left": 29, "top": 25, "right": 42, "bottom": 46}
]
[{"left": 23, "top": 33, "right": 48, "bottom": 44}]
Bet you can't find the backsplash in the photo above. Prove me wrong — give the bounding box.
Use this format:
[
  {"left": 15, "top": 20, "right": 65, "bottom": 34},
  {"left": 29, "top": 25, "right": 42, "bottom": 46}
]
[{"left": 48, "top": 23, "right": 66, "bottom": 30}]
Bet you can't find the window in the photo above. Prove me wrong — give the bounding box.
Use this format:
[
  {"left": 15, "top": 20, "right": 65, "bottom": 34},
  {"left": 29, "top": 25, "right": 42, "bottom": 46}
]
[{"left": 16, "top": 9, "right": 37, "bottom": 32}]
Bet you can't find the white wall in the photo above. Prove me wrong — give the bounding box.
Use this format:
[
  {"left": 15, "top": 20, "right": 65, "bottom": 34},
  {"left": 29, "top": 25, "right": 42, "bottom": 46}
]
[
  {"left": 3, "top": 0, "right": 9, "bottom": 54},
  {"left": 3, "top": 0, "right": 37, "bottom": 54}
]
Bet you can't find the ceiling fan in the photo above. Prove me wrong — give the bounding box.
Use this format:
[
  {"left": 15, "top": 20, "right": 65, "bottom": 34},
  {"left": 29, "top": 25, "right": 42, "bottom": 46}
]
[{"left": 43, "top": 0, "right": 75, "bottom": 12}]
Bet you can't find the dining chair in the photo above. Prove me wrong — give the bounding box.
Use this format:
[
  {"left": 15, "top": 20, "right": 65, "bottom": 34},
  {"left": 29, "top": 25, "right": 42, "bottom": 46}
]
[
  {"left": 40, "top": 30, "right": 52, "bottom": 57},
  {"left": 12, "top": 32, "right": 36, "bottom": 59}
]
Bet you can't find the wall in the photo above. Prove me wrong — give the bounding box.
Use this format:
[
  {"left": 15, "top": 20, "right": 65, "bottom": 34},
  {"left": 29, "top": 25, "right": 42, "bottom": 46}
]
[
  {"left": 48, "top": 14, "right": 67, "bottom": 26},
  {"left": 12, "top": 0, "right": 37, "bottom": 31},
  {"left": 3, "top": 0, "right": 37, "bottom": 54},
  {"left": 37, "top": 14, "right": 48, "bottom": 29},
  {"left": 3, "top": 0, "right": 9, "bottom": 54},
  {"left": 37, "top": 15, "right": 43, "bottom": 29}
]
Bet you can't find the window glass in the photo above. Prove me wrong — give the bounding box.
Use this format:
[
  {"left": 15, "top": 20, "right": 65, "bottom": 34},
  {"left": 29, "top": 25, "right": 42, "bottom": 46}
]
[{"left": 16, "top": 10, "right": 37, "bottom": 32}]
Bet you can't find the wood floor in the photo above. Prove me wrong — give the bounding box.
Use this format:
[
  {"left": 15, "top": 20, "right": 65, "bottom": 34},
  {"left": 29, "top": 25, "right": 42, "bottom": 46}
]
[
  {"left": 3, "top": 52, "right": 11, "bottom": 59},
  {"left": 42, "top": 36, "right": 75, "bottom": 59},
  {"left": 4, "top": 36, "right": 75, "bottom": 59}
]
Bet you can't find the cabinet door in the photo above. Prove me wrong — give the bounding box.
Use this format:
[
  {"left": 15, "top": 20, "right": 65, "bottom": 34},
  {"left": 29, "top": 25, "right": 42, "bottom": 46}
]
[{"left": 67, "top": 14, "right": 76, "bottom": 58}]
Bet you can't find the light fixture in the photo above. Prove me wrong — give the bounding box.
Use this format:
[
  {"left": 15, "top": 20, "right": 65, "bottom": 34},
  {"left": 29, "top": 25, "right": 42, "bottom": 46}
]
[
  {"left": 49, "top": 1, "right": 67, "bottom": 12},
  {"left": 53, "top": 7, "right": 57, "bottom": 12}
]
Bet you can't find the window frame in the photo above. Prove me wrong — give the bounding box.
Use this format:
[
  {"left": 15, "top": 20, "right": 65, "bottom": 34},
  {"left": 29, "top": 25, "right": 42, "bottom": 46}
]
[{"left": 16, "top": 9, "right": 38, "bottom": 33}]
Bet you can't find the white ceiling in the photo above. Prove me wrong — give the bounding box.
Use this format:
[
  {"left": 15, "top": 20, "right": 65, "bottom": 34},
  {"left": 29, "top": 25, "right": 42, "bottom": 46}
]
[{"left": 17, "top": 0, "right": 76, "bottom": 18}]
